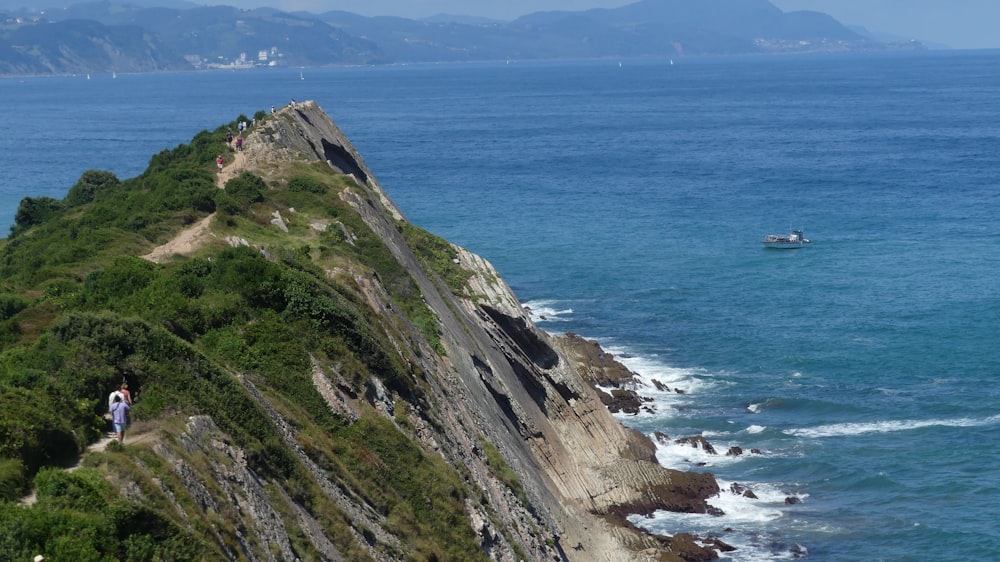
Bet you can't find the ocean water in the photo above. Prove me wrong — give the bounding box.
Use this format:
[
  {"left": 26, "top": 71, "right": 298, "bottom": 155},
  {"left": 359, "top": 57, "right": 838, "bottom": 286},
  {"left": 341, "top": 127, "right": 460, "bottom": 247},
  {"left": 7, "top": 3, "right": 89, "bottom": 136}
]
[{"left": 5, "top": 51, "right": 1000, "bottom": 560}]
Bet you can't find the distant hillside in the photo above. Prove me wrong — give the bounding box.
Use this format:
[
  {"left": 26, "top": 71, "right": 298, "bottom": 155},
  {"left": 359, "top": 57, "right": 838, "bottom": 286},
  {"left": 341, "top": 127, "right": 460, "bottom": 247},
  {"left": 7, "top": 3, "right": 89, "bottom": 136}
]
[
  {"left": 0, "top": 0, "right": 923, "bottom": 75},
  {"left": 0, "top": 18, "right": 188, "bottom": 74},
  {"left": 318, "top": 0, "right": 919, "bottom": 61}
]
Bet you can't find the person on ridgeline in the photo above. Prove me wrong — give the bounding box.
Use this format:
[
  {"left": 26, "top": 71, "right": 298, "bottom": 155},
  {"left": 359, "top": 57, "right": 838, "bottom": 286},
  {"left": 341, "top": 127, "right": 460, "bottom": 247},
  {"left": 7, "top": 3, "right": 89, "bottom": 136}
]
[
  {"left": 271, "top": 105, "right": 276, "bottom": 114},
  {"left": 110, "top": 394, "right": 130, "bottom": 444},
  {"left": 226, "top": 132, "right": 233, "bottom": 145},
  {"left": 217, "top": 155, "right": 224, "bottom": 172},
  {"left": 235, "top": 136, "right": 243, "bottom": 152}
]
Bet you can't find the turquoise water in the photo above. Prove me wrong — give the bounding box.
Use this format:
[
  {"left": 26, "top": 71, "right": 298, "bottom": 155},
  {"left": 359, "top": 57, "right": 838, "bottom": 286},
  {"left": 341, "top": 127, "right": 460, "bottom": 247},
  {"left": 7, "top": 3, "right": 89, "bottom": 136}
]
[{"left": 5, "top": 51, "right": 1000, "bottom": 560}]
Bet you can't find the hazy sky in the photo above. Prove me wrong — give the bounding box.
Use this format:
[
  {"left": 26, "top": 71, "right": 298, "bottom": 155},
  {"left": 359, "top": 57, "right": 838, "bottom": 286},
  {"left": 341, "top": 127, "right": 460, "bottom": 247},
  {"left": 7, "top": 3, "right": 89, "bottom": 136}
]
[{"left": 243, "top": 0, "right": 998, "bottom": 50}]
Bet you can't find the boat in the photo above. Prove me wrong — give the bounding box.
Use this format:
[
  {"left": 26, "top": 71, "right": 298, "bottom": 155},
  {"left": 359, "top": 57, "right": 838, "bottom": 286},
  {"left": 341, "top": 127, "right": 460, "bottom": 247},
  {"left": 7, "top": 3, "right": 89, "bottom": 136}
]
[{"left": 763, "top": 229, "right": 810, "bottom": 249}]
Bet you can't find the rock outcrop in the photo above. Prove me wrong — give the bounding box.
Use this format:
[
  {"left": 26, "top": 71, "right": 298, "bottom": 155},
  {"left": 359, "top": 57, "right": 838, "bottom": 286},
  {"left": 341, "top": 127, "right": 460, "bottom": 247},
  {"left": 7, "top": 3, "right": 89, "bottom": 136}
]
[
  {"left": 64, "top": 100, "right": 725, "bottom": 561},
  {"left": 244, "top": 101, "right": 723, "bottom": 560}
]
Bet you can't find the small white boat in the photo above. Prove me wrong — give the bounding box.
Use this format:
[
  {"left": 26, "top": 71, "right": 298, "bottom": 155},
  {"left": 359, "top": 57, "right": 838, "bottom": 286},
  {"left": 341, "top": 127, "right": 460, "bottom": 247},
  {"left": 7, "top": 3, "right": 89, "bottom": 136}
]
[{"left": 763, "top": 229, "right": 810, "bottom": 249}]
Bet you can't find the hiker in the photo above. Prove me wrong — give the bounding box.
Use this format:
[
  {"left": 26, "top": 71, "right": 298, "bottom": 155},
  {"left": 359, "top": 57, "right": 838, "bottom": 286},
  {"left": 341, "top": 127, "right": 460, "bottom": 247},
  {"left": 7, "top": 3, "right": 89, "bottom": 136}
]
[
  {"left": 235, "top": 136, "right": 243, "bottom": 151},
  {"left": 110, "top": 394, "right": 130, "bottom": 443},
  {"left": 217, "top": 155, "right": 224, "bottom": 172},
  {"left": 226, "top": 132, "right": 233, "bottom": 145},
  {"left": 271, "top": 105, "right": 275, "bottom": 114},
  {"left": 107, "top": 387, "right": 125, "bottom": 412},
  {"left": 119, "top": 382, "right": 132, "bottom": 405}
]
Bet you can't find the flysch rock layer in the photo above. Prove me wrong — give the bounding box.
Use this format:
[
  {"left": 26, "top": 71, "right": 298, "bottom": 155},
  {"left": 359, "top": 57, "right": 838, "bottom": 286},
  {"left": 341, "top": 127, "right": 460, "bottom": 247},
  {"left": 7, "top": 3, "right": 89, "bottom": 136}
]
[{"left": 139, "top": 100, "right": 724, "bottom": 561}]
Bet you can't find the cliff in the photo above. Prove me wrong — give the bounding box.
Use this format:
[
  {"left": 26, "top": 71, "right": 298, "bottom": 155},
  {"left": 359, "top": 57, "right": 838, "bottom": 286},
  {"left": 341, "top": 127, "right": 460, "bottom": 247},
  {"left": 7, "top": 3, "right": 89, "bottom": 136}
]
[{"left": 0, "top": 102, "right": 723, "bottom": 560}]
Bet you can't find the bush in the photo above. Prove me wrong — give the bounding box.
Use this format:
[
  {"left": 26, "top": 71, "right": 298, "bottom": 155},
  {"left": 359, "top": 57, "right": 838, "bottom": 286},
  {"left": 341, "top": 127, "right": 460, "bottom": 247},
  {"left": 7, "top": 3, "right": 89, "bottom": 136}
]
[
  {"left": 288, "top": 175, "right": 327, "bottom": 195},
  {"left": 0, "top": 388, "right": 80, "bottom": 473},
  {"left": 0, "top": 458, "right": 28, "bottom": 501},
  {"left": 33, "top": 468, "right": 112, "bottom": 512},
  {"left": 78, "top": 256, "right": 157, "bottom": 309},
  {"left": 225, "top": 172, "right": 267, "bottom": 205},
  {"left": 11, "top": 196, "right": 63, "bottom": 235},
  {"left": 65, "top": 170, "right": 120, "bottom": 207},
  {"left": 0, "top": 294, "right": 29, "bottom": 322}
]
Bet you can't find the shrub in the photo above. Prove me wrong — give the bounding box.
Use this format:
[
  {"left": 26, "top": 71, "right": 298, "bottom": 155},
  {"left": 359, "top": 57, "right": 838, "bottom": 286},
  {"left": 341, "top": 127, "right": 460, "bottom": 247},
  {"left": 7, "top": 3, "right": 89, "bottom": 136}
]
[
  {"left": 288, "top": 175, "right": 327, "bottom": 195},
  {"left": 0, "top": 458, "right": 27, "bottom": 501},
  {"left": 0, "top": 294, "right": 29, "bottom": 322},
  {"left": 0, "top": 388, "right": 80, "bottom": 473},
  {"left": 65, "top": 170, "right": 120, "bottom": 207},
  {"left": 11, "top": 196, "right": 63, "bottom": 236},
  {"left": 33, "top": 468, "right": 112, "bottom": 512},
  {"left": 78, "top": 256, "right": 157, "bottom": 309},
  {"left": 226, "top": 172, "right": 267, "bottom": 204}
]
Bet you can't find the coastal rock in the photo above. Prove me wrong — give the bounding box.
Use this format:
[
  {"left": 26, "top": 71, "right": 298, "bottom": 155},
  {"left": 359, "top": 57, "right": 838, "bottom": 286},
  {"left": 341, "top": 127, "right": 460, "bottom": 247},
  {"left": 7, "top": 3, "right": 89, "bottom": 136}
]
[
  {"left": 675, "top": 435, "right": 718, "bottom": 455},
  {"left": 604, "top": 388, "right": 645, "bottom": 415}
]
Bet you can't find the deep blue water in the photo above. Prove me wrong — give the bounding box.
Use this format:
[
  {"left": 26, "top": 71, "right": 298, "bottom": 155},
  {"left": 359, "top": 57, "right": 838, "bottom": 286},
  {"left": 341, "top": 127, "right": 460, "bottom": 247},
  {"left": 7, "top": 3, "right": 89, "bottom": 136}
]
[{"left": 5, "top": 51, "right": 1000, "bottom": 560}]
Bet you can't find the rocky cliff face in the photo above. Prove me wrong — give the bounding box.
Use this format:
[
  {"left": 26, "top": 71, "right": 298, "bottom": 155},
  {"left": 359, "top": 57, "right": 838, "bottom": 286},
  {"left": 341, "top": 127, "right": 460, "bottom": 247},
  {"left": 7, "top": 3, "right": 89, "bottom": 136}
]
[
  {"left": 73, "top": 101, "right": 724, "bottom": 561},
  {"left": 225, "top": 101, "right": 723, "bottom": 560}
]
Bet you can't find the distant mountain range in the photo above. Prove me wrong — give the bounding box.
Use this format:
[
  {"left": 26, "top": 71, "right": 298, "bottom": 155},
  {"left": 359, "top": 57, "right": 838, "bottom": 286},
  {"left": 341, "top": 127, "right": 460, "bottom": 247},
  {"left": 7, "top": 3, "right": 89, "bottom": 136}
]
[{"left": 0, "top": 0, "right": 925, "bottom": 76}]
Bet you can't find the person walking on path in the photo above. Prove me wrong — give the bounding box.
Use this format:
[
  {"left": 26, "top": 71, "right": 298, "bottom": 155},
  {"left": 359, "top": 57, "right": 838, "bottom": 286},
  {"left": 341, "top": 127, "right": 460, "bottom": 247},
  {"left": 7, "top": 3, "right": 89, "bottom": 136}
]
[
  {"left": 110, "top": 394, "right": 130, "bottom": 443},
  {"left": 235, "top": 136, "right": 243, "bottom": 152},
  {"left": 217, "top": 155, "right": 224, "bottom": 173},
  {"left": 119, "top": 382, "right": 132, "bottom": 405},
  {"left": 108, "top": 387, "right": 124, "bottom": 412}
]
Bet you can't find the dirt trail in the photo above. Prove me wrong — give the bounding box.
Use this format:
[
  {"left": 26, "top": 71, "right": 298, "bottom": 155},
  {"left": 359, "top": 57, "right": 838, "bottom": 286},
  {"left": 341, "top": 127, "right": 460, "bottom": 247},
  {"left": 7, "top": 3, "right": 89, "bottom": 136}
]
[
  {"left": 19, "top": 426, "right": 157, "bottom": 507},
  {"left": 141, "top": 148, "right": 248, "bottom": 263},
  {"left": 217, "top": 149, "right": 248, "bottom": 188}
]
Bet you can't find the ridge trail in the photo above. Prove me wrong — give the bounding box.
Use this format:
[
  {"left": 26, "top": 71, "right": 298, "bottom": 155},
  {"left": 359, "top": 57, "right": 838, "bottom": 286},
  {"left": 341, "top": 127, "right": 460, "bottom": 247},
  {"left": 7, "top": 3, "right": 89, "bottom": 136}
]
[{"left": 141, "top": 147, "right": 248, "bottom": 263}]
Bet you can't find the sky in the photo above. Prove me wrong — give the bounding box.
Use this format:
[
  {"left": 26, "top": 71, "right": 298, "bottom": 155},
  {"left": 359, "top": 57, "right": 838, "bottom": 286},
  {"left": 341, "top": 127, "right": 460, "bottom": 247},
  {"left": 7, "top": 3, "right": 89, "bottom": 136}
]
[{"left": 237, "top": 0, "right": 999, "bottom": 50}]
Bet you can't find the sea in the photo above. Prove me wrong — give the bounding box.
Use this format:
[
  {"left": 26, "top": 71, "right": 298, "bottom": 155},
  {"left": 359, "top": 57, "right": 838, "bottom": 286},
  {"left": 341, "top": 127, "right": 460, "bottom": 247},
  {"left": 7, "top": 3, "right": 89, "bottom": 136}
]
[{"left": 4, "top": 50, "right": 1000, "bottom": 561}]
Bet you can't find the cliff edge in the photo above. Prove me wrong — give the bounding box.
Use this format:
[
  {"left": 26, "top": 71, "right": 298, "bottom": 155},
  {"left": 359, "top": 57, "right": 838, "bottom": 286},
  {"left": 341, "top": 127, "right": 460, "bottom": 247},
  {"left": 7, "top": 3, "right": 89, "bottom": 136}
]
[{"left": 243, "top": 101, "right": 724, "bottom": 560}]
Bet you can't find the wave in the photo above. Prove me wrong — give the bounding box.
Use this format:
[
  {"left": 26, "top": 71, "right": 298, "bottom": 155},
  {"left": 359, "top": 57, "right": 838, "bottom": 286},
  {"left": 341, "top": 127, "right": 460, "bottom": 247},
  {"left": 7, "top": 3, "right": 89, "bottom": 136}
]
[
  {"left": 601, "top": 343, "right": 714, "bottom": 398},
  {"left": 785, "top": 414, "right": 1000, "bottom": 439},
  {"left": 628, "top": 480, "right": 809, "bottom": 561},
  {"left": 522, "top": 299, "right": 574, "bottom": 322}
]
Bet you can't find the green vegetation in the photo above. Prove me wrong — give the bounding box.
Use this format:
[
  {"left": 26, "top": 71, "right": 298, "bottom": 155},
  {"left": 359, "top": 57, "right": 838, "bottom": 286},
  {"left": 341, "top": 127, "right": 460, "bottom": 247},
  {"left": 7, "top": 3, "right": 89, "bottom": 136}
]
[
  {"left": 481, "top": 438, "right": 528, "bottom": 506},
  {"left": 0, "top": 113, "right": 495, "bottom": 560},
  {"left": 401, "top": 223, "right": 474, "bottom": 297},
  {"left": 0, "top": 467, "right": 206, "bottom": 561}
]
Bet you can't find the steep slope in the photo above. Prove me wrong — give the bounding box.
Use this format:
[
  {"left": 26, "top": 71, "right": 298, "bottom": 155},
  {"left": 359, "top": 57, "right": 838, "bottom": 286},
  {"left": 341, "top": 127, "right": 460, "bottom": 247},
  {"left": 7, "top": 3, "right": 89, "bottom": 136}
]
[{"left": 0, "top": 102, "right": 724, "bottom": 561}]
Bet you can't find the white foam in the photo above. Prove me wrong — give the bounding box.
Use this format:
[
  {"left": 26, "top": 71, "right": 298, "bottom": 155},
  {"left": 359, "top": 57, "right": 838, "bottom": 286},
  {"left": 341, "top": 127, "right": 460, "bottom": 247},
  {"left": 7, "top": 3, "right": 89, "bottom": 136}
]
[
  {"left": 786, "top": 414, "right": 1000, "bottom": 438},
  {"left": 601, "top": 343, "right": 711, "bottom": 397},
  {"left": 745, "top": 425, "right": 767, "bottom": 434},
  {"left": 628, "top": 482, "right": 805, "bottom": 561},
  {"left": 747, "top": 398, "right": 783, "bottom": 414},
  {"left": 652, "top": 434, "right": 751, "bottom": 470},
  {"left": 522, "top": 299, "right": 574, "bottom": 322}
]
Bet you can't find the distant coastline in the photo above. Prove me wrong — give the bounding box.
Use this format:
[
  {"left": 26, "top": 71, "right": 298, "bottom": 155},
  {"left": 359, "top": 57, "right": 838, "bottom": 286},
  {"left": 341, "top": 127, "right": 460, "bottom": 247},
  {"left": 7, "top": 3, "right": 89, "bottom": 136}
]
[{"left": 1, "top": 0, "right": 924, "bottom": 77}]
